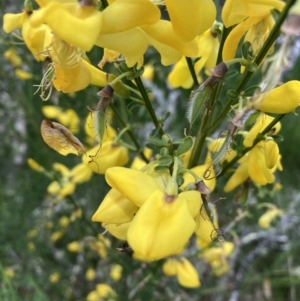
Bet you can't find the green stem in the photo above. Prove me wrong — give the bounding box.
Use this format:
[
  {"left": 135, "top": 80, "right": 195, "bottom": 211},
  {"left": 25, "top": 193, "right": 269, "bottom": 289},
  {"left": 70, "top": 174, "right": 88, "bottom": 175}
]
[
  {"left": 218, "top": 114, "right": 285, "bottom": 177},
  {"left": 185, "top": 57, "right": 199, "bottom": 87},
  {"left": 187, "top": 25, "right": 231, "bottom": 168},
  {"left": 110, "top": 103, "right": 149, "bottom": 163},
  {"left": 110, "top": 71, "right": 133, "bottom": 87},
  {"left": 134, "top": 76, "right": 164, "bottom": 137},
  {"left": 216, "top": 26, "right": 232, "bottom": 65},
  {"left": 124, "top": 83, "right": 142, "bottom": 97}
]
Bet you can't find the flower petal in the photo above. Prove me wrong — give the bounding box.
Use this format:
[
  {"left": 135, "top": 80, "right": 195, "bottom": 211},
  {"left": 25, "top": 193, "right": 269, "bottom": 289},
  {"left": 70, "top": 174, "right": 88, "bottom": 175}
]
[
  {"left": 30, "top": 3, "right": 103, "bottom": 51},
  {"left": 128, "top": 190, "right": 195, "bottom": 261},
  {"left": 95, "top": 28, "right": 148, "bottom": 67},
  {"left": 253, "top": 81, "right": 300, "bottom": 114},
  {"left": 176, "top": 258, "right": 201, "bottom": 288},
  {"left": 222, "top": 17, "right": 262, "bottom": 60},
  {"left": 105, "top": 167, "right": 162, "bottom": 206},
  {"left": 82, "top": 142, "right": 129, "bottom": 174},
  {"left": 166, "top": 0, "right": 216, "bottom": 41},
  {"left": 224, "top": 161, "right": 249, "bottom": 192},
  {"left": 141, "top": 20, "right": 198, "bottom": 58},
  {"left": 100, "top": 0, "right": 160, "bottom": 34},
  {"left": 92, "top": 188, "right": 139, "bottom": 224}
]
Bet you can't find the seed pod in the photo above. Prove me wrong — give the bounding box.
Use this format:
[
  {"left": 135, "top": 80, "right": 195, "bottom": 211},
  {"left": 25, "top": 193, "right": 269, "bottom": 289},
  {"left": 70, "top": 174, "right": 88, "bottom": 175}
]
[{"left": 41, "top": 119, "right": 84, "bottom": 156}]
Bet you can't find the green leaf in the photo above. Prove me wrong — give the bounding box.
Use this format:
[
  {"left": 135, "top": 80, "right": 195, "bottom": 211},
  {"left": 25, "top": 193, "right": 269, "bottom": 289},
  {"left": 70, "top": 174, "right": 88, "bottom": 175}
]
[
  {"left": 158, "top": 155, "right": 173, "bottom": 166},
  {"left": 154, "top": 165, "right": 170, "bottom": 172},
  {"left": 148, "top": 136, "right": 168, "bottom": 147},
  {"left": 176, "top": 136, "right": 194, "bottom": 156}
]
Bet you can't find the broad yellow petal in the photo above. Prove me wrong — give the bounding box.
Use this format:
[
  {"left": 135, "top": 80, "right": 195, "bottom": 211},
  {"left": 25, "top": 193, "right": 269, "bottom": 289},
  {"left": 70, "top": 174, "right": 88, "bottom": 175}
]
[
  {"left": 95, "top": 28, "right": 148, "bottom": 67},
  {"left": 100, "top": 0, "right": 160, "bottom": 34},
  {"left": 128, "top": 190, "right": 195, "bottom": 261},
  {"left": 141, "top": 20, "right": 198, "bottom": 58},
  {"left": 105, "top": 167, "right": 162, "bottom": 206},
  {"left": 166, "top": 0, "right": 216, "bottom": 41},
  {"left": 253, "top": 81, "right": 300, "bottom": 114},
  {"left": 92, "top": 188, "right": 139, "bottom": 224}
]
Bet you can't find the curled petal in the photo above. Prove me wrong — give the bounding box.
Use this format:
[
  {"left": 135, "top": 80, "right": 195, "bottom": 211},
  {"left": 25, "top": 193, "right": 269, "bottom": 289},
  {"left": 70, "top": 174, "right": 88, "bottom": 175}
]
[{"left": 222, "top": 17, "right": 262, "bottom": 60}]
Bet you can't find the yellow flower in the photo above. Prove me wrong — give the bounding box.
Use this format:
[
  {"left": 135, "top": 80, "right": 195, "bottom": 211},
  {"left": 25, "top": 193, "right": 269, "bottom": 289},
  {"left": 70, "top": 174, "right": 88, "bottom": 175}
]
[
  {"left": 4, "top": 48, "right": 22, "bottom": 67},
  {"left": 27, "top": 158, "right": 44, "bottom": 172},
  {"left": 82, "top": 142, "right": 129, "bottom": 174},
  {"left": 222, "top": 0, "right": 285, "bottom": 60},
  {"left": 251, "top": 81, "right": 300, "bottom": 114},
  {"left": 93, "top": 166, "right": 201, "bottom": 260},
  {"left": 163, "top": 257, "right": 200, "bottom": 288},
  {"left": 258, "top": 207, "right": 284, "bottom": 228},
  {"left": 96, "top": 283, "right": 117, "bottom": 298},
  {"left": 168, "top": 27, "right": 220, "bottom": 88},
  {"left": 3, "top": 9, "right": 52, "bottom": 61},
  {"left": 86, "top": 268, "right": 96, "bottom": 282},
  {"left": 59, "top": 216, "right": 70, "bottom": 228},
  {"left": 49, "top": 272, "right": 60, "bottom": 284},
  {"left": 37, "top": 34, "right": 107, "bottom": 99},
  {"left": 128, "top": 190, "right": 197, "bottom": 261},
  {"left": 50, "top": 231, "right": 64, "bottom": 242},
  {"left": 5, "top": 268, "right": 15, "bottom": 279},
  {"left": 224, "top": 114, "right": 283, "bottom": 192},
  {"left": 15, "top": 69, "right": 33, "bottom": 80},
  {"left": 110, "top": 264, "right": 123, "bottom": 281},
  {"left": 47, "top": 162, "right": 93, "bottom": 200},
  {"left": 30, "top": 0, "right": 160, "bottom": 67},
  {"left": 200, "top": 242, "right": 234, "bottom": 276},
  {"left": 176, "top": 257, "right": 200, "bottom": 288},
  {"left": 67, "top": 241, "right": 82, "bottom": 253}
]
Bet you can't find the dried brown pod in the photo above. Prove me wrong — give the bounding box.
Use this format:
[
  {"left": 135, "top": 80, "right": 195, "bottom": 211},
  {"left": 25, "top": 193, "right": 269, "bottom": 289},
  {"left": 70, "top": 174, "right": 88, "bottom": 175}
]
[{"left": 41, "top": 119, "right": 84, "bottom": 156}]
